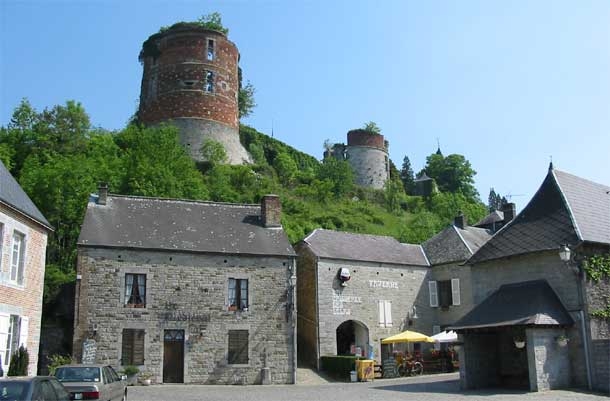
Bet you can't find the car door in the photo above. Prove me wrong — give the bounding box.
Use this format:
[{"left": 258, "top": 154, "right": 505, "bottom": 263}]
[
  {"left": 49, "top": 378, "right": 70, "bottom": 401},
  {"left": 103, "top": 366, "right": 120, "bottom": 401},
  {"left": 108, "top": 366, "right": 124, "bottom": 401}
]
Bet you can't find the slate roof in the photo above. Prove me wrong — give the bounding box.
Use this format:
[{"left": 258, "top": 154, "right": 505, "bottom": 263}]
[
  {"left": 77, "top": 195, "right": 295, "bottom": 257},
  {"left": 423, "top": 225, "right": 492, "bottom": 265},
  {"left": 449, "top": 280, "right": 574, "bottom": 331},
  {"left": 468, "top": 167, "right": 610, "bottom": 264},
  {"left": 0, "top": 159, "right": 52, "bottom": 230},
  {"left": 302, "top": 228, "right": 429, "bottom": 266},
  {"left": 474, "top": 210, "right": 504, "bottom": 227}
]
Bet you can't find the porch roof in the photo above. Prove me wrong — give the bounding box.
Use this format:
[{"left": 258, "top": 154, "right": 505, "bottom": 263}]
[{"left": 449, "top": 280, "right": 574, "bottom": 331}]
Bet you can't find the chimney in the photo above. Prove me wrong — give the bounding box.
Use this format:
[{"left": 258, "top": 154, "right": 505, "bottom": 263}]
[
  {"left": 261, "top": 195, "right": 281, "bottom": 228},
  {"left": 454, "top": 212, "right": 467, "bottom": 229},
  {"left": 98, "top": 182, "right": 108, "bottom": 205},
  {"left": 502, "top": 202, "right": 516, "bottom": 223}
]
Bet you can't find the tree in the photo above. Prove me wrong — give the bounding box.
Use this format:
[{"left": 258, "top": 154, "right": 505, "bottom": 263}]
[
  {"left": 487, "top": 188, "right": 507, "bottom": 212},
  {"left": 362, "top": 121, "right": 381, "bottom": 134},
  {"left": 316, "top": 158, "right": 355, "bottom": 198},
  {"left": 238, "top": 67, "right": 256, "bottom": 118},
  {"left": 400, "top": 156, "right": 415, "bottom": 194},
  {"left": 7, "top": 345, "right": 29, "bottom": 376},
  {"left": 274, "top": 152, "right": 298, "bottom": 186},
  {"left": 196, "top": 12, "right": 229, "bottom": 34},
  {"left": 201, "top": 138, "right": 228, "bottom": 165},
  {"left": 422, "top": 153, "right": 479, "bottom": 200}
]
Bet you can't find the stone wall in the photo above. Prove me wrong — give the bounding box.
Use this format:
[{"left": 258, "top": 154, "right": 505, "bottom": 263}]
[
  {"left": 346, "top": 146, "right": 389, "bottom": 189},
  {"left": 0, "top": 203, "right": 48, "bottom": 375},
  {"left": 430, "top": 263, "right": 473, "bottom": 327},
  {"left": 74, "top": 247, "right": 295, "bottom": 384},
  {"left": 527, "top": 328, "right": 570, "bottom": 391},
  {"left": 295, "top": 245, "right": 319, "bottom": 368},
  {"left": 313, "top": 257, "right": 432, "bottom": 364}
]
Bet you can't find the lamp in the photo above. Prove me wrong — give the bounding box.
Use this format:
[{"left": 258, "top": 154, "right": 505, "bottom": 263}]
[
  {"left": 559, "top": 244, "right": 571, "bottom": 263},
  {"left": 406, "top": 305, "right": 418, "bottom": 326},
  {"left": 559, "top": 244, "right": 581, "bottom": 275}
]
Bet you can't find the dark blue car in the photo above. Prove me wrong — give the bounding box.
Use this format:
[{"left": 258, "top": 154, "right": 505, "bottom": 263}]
[{"left": 0, "top": 376, "right": 70, "bottom": 401}]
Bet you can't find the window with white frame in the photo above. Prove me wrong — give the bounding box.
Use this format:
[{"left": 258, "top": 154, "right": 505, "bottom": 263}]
[
  {"left": 207, "top": 39, "right": 215, "bottom": 61},
  {"left": 10, "top": 232, "right": 25, "bottom": 285},
  {"left": 125, "top": 274, "right": 146, "bottom": 307},
  {"left": 228, "top": 278, "right": 248, "bottom": 311},
  {"left": 378, "top": 300, "right": 392, "bottom": 328},
  {"left": 429, "top": 279, "right": 460, "bottom": 308},
  {"left": 204, "top": 71, "right": 214, "bottom": 93},
  {"left": 0, "top": 314, "right": 27, "bottom": 373}
]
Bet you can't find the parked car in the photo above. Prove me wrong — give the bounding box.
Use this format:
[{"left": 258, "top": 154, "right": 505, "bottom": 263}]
[
  {"left": 53, "top": 365, "right": 127, "bottom": 401},
  {"left": 0, "top": 376, "right": 70, "bottom": 401}
]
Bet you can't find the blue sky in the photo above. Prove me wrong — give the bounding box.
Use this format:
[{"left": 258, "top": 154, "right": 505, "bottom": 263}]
[{"left": 2, "top": 0, "right": 609, "bottom": 211}]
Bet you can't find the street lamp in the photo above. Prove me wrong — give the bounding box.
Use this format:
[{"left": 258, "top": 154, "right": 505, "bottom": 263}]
[{"left": 559, "top": 244, "right": 571, "bottom": 263}]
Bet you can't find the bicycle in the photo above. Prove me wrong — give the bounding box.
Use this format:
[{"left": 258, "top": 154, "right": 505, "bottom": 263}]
[{"left": 397, "top": 358, "right": 424, "bottom": 377}]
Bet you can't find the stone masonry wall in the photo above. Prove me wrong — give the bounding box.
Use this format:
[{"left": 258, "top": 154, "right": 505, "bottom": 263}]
[
  {"left": 430, "top": 262, "right": 473, "bottom": 327},
  {"left": 295, "top": 245, "right": 319, "bottom": 368},
  {"left": 347, "top": 146, "right": 389, "bottom": 189},
  {"left": 0, "top": 203, "right": 48, "bottom": 375},
  {"left": 74, "top": 247, "right": 295, "bottom": 384},
  {"left": 527, "top": 327, "right": 570, "bottom": 391},
  {"left": 315, "top": 258, "right": 433, "bottom": 364}
]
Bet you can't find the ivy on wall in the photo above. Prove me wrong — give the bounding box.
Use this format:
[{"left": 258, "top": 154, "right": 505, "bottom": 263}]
[{"left": 583, "top": 253, "right": 610, "bottom": 321}]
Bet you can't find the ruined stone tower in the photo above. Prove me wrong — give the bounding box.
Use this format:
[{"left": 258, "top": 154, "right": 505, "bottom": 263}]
[
  {"left": 138, "top": 23, "right": 251, "bottom": 164},
  {"left": 324, "top": 129, "right": 390, "bottom": 189}
]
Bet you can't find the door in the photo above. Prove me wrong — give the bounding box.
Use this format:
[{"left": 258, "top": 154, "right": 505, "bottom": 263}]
[{"left": 163, "top": 329, "right": 184, "bottom": 383}]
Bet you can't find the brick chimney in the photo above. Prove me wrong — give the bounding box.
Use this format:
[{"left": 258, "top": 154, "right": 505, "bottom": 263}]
[
  {"left": 454, "top": 212, "right": 467, "bottom": 229},
  {"left": 98, "top": 183, "right": 108, "bottom": 205},
  {"left": 502, "top": 202, "right": 516, "bottom": 223},
  {"left": 261, "top": 195, "right": 281, "bottom": 228}
]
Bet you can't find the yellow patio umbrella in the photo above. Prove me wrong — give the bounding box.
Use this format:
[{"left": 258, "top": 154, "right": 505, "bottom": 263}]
[{"left": 381, "top": 330, "right": 436, "bottom": 344}]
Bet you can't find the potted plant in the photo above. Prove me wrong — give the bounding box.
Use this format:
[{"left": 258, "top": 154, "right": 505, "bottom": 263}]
[
  {"left": 139, "top": 372, "right": 152, "bottom": 386},
  {"left": 556, "top": 335, "right": 569, "bottom": 347},
  {"left": 122, "top": 365, "right": 139, "bottom": 386}
]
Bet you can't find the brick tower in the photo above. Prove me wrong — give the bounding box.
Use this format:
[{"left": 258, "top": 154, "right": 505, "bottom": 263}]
[{"left": 138, "top": 23, "right": 251, "bottom": 164}]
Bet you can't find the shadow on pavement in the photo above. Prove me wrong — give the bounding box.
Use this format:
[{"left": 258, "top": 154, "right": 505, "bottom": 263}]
[{"left": 370, "top": 379, "right": 529, "bottom": 396}]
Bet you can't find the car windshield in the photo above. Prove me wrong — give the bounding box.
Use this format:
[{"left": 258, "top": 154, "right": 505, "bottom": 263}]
[
  {"left": 0, "top": 381, "right": 28, "bottom": 401},
  {"left": 55, "top": 366, "right": 101, "bottom": 382}
]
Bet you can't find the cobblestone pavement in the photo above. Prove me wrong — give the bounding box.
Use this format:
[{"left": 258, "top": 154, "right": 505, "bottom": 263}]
[{"left": 128, "top": 373, "right": 609, "bottom": 401}]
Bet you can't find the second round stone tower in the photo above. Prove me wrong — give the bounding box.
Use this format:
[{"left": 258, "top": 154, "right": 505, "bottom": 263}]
[
  {"left": 138, "top": 23, "right": 251, "bottom": 164},
  {"left": 346, "top": 129, "right": 390, "bottom": 189}
]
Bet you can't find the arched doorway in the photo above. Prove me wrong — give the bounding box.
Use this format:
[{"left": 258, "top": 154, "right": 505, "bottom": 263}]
[{"left": 336, "top": 320, "right": 369, "bottom": 356}]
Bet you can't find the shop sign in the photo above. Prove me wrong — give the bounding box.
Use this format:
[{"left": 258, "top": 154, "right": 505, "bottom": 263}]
[{"left": 369, "top": 280, "right": 398, "bottom": 289}]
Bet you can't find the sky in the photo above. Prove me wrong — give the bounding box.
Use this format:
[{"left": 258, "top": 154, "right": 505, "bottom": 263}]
[{"left": 2, "top": 0, "right": 610, "bottom": 212}]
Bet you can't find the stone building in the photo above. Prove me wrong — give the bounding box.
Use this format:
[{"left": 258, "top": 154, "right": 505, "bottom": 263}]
[
  {"left": 324, "top": 129, "right": 390, "bottom": 189},
  {"left": 138, "top": 23, "right": 251, "bottom": 164},
  {"left": 73, "top": 189, "right": 296, "bottom": 384},
  {"left": 451, "top": 166, "right": 610, "bottom": 393},
  {"left": 295, "top": 229, "right": 431, "bottom": 369},
  {"left": 422, "top": 213, "right": 494, "bottom": 332},
  {"left": 0, "top": 160, "right": 52, "bottom": 375}
]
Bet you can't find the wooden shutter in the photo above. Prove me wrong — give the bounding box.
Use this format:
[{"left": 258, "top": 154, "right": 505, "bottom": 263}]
[
  {"left": 228, "top": 330, "right": 249, "bottom": 364},
  {"left": 384, "top": 301, "right": 392, "bottom": 327},
  {"left": 429, "top": 281, "right": 438, "bottom": 307},
  {"left": 18, "top": 316, "right": 28, "bottom": 349},
  {"left": 133, "top": 330, "right": 145, "bottom": 365},
  {"left": 378, "top": 300, "right": 385, "bottom": 327},
  {"left": 451, "top": 278, "right": 461, "bottom": 306},
  {"left": 122, "top": 329, "right": 134, "bottom": 365}
]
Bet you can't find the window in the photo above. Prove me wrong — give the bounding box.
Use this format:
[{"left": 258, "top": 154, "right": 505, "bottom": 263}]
[
  {"left": 121, "top": 329, "right": 145, "bottom": 365},
  {"left": 0, "top": 314, "right": 27, "bottom": 372},
  {"left": 0, "top": 223, "right": 3, "bottom": 273},
  {"left": 207, "top": 39, "right": 215, "bottom": 61},
  {"left": 125, "top": 274, "right": 146, "bottom": 307},
  {"left": 10, "top": 232, "right": 25, "bottom": 285},
  {"left": 378, "top": 300, "right": 392, "bottom": 328},
  {"left": 228, "top": 278, "right": 248, "bottom": 311},
  {"left": 228, "top": 330, "right": 248, "bottom": 364},
  {"left": 429, "top": 279, "right": 460, "bottom": 308},
  {"left": 204, "top": 71, "right": 214, "bottom": 92}
]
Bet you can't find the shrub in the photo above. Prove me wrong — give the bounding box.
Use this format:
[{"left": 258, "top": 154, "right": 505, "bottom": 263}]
[
  {"left": 47, "top": 354, "right": 72, "bottom": 375},
  {"left": 123, "top": 365, "right": 140, "bottom": 376},
  {"left": 320, "top": 355, "right": 363, "bottom": 380},
  {"left": 7, "top": 346, "right": 29, "bottom": 376}
]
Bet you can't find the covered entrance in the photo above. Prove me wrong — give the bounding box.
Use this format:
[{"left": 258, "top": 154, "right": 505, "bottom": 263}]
[
  {"left": 336, "top": 320, "right": 369, "bottom": 356},
  {"left": 451, "top": 280, "right": 574, "bottom": 391},
  {"left": 163, "top": 329, "right": 185, "bottom": 383}
]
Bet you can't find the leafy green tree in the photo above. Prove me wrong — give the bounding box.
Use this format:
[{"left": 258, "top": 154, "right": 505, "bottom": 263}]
[
  {"left": 316, "top": 158, "right": 355, "bottom": 198},
  {"left": 422, "top": 153, "right": 479, "bottom": 200},
  {"left": 115, "top": 124, "right": 207, "bottom": 199},
  {"left": 274, "top": 152, "right": 298, "bottom": 186},
  {"left": 196, "top": 12, "right": 229, "bottom": 34},
  {"left": 201, "top": 138, "right": 228, "bottom": 165},
  {"left": 238, "top": 68, "right": 256, "bottom": 118},
  {"left": 487, "top": 188, "right": 507, "bottom": 212},
  {"left": 362, "top": 121, "right": 381, "bottom": 134},
  {"left": 400, "top": 156, "right": 415, "bottom": 194},
  {"left": 384, "top": 177, "right": 405, "bottom": 214}
]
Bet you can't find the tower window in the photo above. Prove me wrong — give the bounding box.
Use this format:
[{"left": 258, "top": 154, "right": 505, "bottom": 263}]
[
  {"left": 207, "top": 39, "right": 215, "bottom": 61},
  {"left": 205, "top": 71, "right": 215, "bottom": 93}
]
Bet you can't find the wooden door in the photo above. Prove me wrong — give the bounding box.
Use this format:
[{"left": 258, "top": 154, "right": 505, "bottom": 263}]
[{"left": 163, "top": 330, "right": 184, "bottom": 383}]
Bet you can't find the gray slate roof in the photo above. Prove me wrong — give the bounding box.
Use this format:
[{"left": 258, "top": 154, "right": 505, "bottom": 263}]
[
  {"left": 449, "top": 280, "right": 574, "bottom": 331},
  {"left": 77, "top": 195, "right": 295, "bottom": 257},
  {"left": 474, "top": 210, "right": 504, "bottom": 227},
  {"left": 302, "top": 228, "right": 429, "bottom": 266},
  {"left": 423, "top": 225, "right": 492, "bottom": 266},
  {"left": 468, "top": 168, "right": 609, "bottom": 264},
  {"left": 0, "top": 160, "right": 52, "bottom": 230}
]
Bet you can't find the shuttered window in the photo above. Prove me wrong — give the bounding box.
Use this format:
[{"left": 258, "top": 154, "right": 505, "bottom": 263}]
[
  {"left": 122, "top": 329, "right": 145, "bottom": 365},
  {"left": 378, "top": 300, "right": 392, "bottom": 328},
  {"left": 228, "top": 330, "right": 249, "bottom": 364},
  {"left": 451, "top": 278, "right": 461, "bottom": 306},
  {"left": 0, "top": 313, "right": 9, "bottom": 369},
  {"left": 10, "top": 232, "right": 25, "bottom": 285}
]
